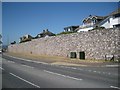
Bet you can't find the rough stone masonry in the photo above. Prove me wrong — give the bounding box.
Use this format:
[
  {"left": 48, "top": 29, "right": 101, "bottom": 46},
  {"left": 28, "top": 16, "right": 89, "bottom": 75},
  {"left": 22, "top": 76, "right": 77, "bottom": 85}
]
[{"left": 8, "top": 28, "right": 120, "bottom": 60}]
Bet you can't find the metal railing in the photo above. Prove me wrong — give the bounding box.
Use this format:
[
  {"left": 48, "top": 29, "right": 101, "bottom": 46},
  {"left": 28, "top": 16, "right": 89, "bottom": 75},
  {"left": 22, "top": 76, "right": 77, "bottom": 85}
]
[{"left": 79, "top": 23, "right": 94, "bottom": 28}]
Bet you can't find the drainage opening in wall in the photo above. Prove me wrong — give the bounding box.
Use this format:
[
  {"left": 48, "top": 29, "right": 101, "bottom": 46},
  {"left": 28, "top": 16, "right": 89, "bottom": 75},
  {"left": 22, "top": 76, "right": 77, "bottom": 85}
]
[
  {"left": 30, "top": 51, "right": 32, "bottom": 54},
  {"left": 79, "top": 51, "right": 85, "bottom": 60},
  {"left": 70, "top": 52, "right": 77, "bottom": 58}
]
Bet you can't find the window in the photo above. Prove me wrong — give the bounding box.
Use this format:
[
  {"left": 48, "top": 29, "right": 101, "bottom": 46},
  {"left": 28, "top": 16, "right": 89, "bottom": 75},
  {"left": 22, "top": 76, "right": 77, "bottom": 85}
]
[
  {"left": 92, "top": 17, "right": 96, "bottom": 24},
  {"left": 68, "top": 28, "right": 71, "bottom": 31},
  {"left": 114, "top": 13, "right": 120, "bottom": 18},
  {"left": 108, "top": 19, "right": 110, "bottom": 23}
]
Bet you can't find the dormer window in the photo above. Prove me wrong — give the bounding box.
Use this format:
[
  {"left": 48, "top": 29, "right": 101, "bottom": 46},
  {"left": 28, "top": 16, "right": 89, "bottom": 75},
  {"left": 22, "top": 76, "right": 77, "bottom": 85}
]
[{"left": 92, "top": 17, "right": 97, "bottom": 24}]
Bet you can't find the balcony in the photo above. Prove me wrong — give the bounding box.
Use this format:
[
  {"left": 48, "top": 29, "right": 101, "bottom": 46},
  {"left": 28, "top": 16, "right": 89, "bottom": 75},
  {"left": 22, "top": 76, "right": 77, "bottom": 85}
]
[
  {"left": 79, "top": 23, "right": 94, "bottom": 29},
  {"left": 111, "top": 17, "right": 120, "bottom": 26}
]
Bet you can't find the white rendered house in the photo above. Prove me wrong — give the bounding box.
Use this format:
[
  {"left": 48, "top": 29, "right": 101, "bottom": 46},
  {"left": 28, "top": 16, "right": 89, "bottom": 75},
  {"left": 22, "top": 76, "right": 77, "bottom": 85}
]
[
  {"left": 99, "top": 13, "right": 120, "bottom": 28},
  {"left": 77, "top": 9, "right": 120, "bottom": 32}
]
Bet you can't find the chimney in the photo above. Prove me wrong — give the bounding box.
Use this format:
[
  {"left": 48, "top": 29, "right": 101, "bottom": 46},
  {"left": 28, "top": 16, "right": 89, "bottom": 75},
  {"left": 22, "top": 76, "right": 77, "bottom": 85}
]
[
  {"left": 43, "top": 30, "right": 45, "bottom": 33},
  {"left": 46, "top": 29, "right": 48, "bottom": 32}
]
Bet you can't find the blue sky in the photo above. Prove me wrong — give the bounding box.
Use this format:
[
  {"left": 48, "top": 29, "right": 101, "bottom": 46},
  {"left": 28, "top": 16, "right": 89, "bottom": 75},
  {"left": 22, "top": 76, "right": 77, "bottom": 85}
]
[{"left": 2, "top": 2, "right": 118, "bottom": 45}]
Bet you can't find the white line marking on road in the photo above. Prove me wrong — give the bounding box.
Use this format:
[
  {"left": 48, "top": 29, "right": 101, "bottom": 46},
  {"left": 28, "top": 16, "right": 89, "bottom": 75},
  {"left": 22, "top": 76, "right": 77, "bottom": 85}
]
[
  {"left": 71, "top": 67, "right": 77, "bottom": 70},
  {"left": 0, "top": 67, "right": 4, "bottom": 70},
  {"left": 113, "top": 73, "right": 118, "bottom": 76},
  {"left": 103, "top": 72, "right": 105, "bottom": 74},
  {"left": 5, "top": 55, "right": 48, "bottom": 65},
  {"left": 110, "top": 86, "right": 120, "bottom": 89},
  {"left": 93, "top": 71, "right": 96, "bottom": 72},
  {"left": 21, "top": 65, "right": 34, "bottom": 69},
  {"left": 88, "top": 70, "right": 92, "bottom": 72},
  {"left": 64, "top": 66, "right": 71, "bottom": 69},
  {"left": 6, "top": 55, "right": 28, "bottom": 61},
  {"left": 24, "top": 59, "right": 32, "bottom": 62},
  {"left": 106, "top": 65, "right": 119, "bottom": 67},
  {"left": 63, "top": 66, "right": 67, "bottom": 68},
  {"left": 44, "top": 70, "right": 82, "bottom": 81},
  {"left": 78, "top": 68, "right": 83, "bottom": 70},
  {"left": 60, "top": 66, "right": 64, "bottom": 67},
  {"left": 7, "top": 61, "right": 15, "bottom": 63},
  {"left": 97, "top": 71, "right": 101, "bottom": 74},
  {"left": 9, "top": 73, "right": 40, "bottom": 88},
  {"left": 32, "top": 61, "right": 48, "bottom": 65}
]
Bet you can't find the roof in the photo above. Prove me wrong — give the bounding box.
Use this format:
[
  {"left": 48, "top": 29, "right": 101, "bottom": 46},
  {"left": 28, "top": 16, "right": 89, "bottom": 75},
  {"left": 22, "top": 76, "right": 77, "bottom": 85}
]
[
  {"left": 38, "top": 29, "right": 55, "bottom": 36},
  {"left": 109, "top": 8, "right": 120, "bottom": 16},
  {"left": 77, "top": 8, "right": 120, "bottom": 31},
  {"left": 83, "top": 15, "right": 105, "bottom": 23},
  {"left": 94, "top": 8, "right": 120, "bottom": 27},
  {"left": 94, "top": 16, "right": 108, "bottom": 26},
  {"left": 22, "top": 34, "right": 32, "bottom": 38},
  {"left": 64, "top": 26, "right": 79, "bottom": 29}
]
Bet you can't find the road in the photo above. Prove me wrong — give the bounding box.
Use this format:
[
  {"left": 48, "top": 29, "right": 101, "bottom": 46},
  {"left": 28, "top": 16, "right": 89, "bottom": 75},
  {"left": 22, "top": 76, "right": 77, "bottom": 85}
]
[{"left": 1, "top": 54, "right": 119, "bottom": 89}]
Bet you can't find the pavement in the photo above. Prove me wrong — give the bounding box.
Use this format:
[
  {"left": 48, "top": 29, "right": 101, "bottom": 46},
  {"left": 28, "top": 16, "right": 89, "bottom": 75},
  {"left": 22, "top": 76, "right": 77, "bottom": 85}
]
[
  {"left": 4, "top": 53, "right": 120, "bottom": 68},
  {"left": 1, "top": 54, "right": 119, "bottom": 89}
]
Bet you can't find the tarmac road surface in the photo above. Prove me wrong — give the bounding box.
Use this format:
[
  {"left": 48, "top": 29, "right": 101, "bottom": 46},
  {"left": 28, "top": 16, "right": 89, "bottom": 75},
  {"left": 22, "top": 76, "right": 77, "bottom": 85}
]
[{"left": 1, "top": 54, "right": 119, "bottom": 89}]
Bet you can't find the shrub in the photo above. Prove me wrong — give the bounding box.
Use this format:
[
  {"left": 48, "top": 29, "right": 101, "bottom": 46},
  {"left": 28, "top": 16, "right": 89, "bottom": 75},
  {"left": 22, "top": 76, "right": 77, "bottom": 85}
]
[
  {"left": 56, "top": 31, "right": 76, "bottom": 35},
  {"left": 20, "top": 38, "right": 31, "bottom": 43}
]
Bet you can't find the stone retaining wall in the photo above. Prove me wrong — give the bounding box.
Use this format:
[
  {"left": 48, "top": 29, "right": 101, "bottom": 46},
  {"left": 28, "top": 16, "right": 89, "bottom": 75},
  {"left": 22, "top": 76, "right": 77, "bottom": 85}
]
[{"left": 8, "top": 28, "right": 120, "bottom": 60}]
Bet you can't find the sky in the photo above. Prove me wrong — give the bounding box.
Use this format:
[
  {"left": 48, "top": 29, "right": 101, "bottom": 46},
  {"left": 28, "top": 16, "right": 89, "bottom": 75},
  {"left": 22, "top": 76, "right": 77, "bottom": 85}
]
[{"left": 2, "top": 2, "right": 118, "bottom": 45}]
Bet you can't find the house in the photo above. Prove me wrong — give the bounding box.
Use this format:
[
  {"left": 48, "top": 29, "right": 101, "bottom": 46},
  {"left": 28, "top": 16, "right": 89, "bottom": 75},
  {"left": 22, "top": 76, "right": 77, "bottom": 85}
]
[
  {"left": 19, "top": 34, "right": 33, "bottom": 43},
  {"left": 35, "top": 29, "right": 55, "bottom": 38},
  {"left": 77, "top": 15, "right": 106, "bottom": 32},
  {"left": 96, "top": 8, "right": 120, "bottom": 28},
  {"left": 64, "top": 26, "right": 79, "bottom": 32},
  {"left": 77, "top": 8, "right": 120, "bottom": 32},
  {"left": 11, "top": 41, "right": 16, "bottom": 45}
]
